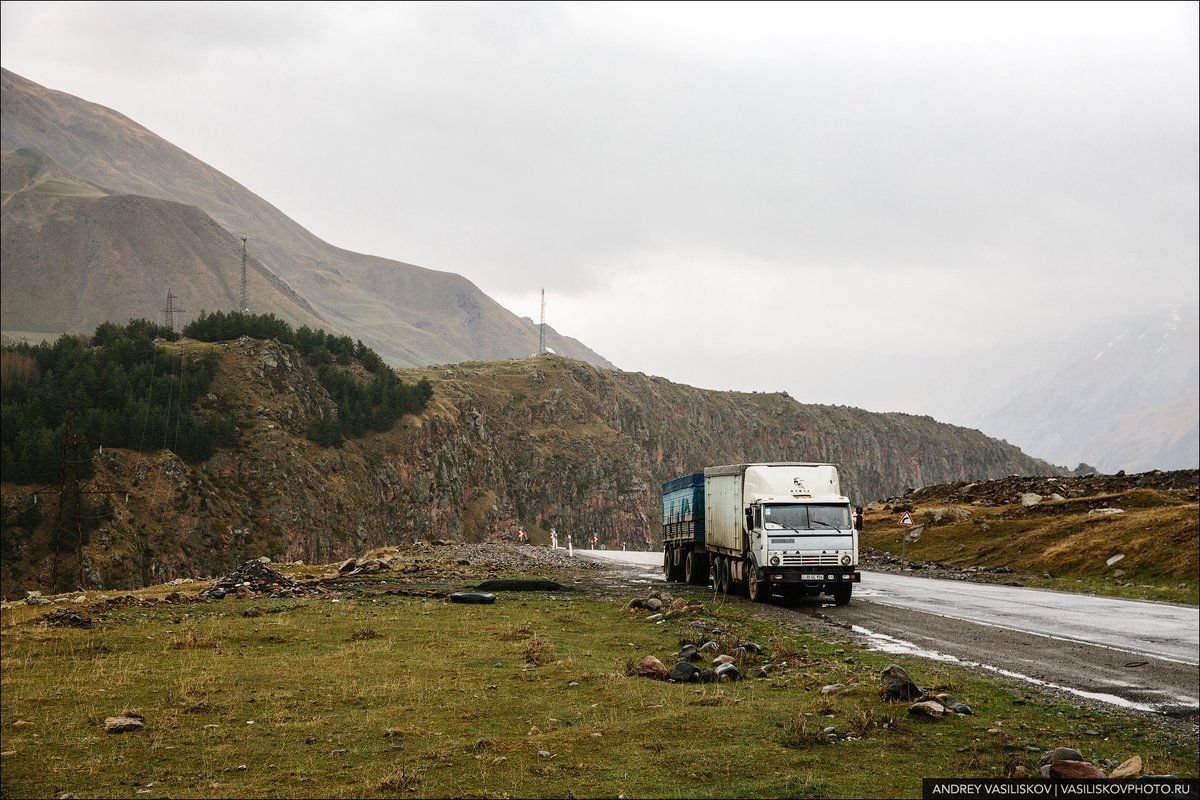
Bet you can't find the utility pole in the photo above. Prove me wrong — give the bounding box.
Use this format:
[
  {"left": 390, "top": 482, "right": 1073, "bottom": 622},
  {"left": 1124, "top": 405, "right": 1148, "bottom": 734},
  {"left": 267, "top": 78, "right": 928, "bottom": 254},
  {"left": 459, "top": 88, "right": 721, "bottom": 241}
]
[
  {"left": 161, "top": 289, "right": 185, "bottom": 331},
  {"left": 538, "top": 288, "right": 546, "bottom": 355},
  {"left": 239, "top": 237, "right": 249, "bottom": 313}
]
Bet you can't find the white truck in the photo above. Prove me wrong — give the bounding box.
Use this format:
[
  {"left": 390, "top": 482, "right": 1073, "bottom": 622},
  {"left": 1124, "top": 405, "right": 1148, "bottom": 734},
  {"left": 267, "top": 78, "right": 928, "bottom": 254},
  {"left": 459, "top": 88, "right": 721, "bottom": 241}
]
[{"left": 662, "top": 463, "right": 860, "bottom": 604}]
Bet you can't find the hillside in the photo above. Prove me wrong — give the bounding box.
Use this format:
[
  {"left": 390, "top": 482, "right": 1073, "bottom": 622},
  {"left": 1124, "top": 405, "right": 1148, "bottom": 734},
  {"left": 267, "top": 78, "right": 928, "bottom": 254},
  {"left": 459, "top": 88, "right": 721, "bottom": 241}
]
[
  {"left": 1, "top": 149, "right": 333, "bottom": 335},
  {"left": 0, "top": 340, "right": 1059, "bottom": 597},
  {"left": 0, "top": 68, "right": 611, "bottom": 368},
  {"left": 859, "top": 471, "right": 1200, "bottom": 604}
]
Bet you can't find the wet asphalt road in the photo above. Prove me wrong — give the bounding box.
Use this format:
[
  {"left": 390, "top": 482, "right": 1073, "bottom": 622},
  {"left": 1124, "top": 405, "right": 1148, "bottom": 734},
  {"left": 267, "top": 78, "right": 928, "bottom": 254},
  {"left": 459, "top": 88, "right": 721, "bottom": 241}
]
[{"left": 578, "top": 549, "right": 1200, "bottom": 714}]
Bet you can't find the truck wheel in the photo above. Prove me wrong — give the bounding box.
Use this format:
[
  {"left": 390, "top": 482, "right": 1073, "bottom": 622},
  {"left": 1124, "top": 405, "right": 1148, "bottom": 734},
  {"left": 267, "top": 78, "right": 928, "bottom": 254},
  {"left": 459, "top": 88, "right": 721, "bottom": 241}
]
[
  {"left": 718, "top": 558, "right": 731, "bottom": 594},
  {"left": 833, "top": 582, "right": 852, "bottom": 606},
  {"left": 684, "top": 552, "right": 696, "bottom": 584},
  {"left": 663, "top": 550, "right": 673, "bottom": 582},
  {"left": 747, "top": 566, "right": 764, "bottom": 603}
]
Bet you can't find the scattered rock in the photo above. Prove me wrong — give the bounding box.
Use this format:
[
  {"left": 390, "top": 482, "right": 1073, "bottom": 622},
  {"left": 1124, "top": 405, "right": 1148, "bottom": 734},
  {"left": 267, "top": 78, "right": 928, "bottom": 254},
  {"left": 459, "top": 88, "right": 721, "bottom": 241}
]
[
  {"left": 41, "top": 609, "right": 94, "bottom": 628},
  {"left": 449, "top": 591, "right": 496, "bottom": 605},
  {"left": 820, "top": 684, "right": 846, "bottom": 695},
  {"left": 104, "top": 715, "right": 145, "bottom": 734},
  {"left": 908, "top": 700, "right": 945, "bottom": 720},
  {"left": 712, "top": 654, "right": 736, "bottom": 666},
  {"left": 1020, "top": 493, "right": 1042, "bottom": 507},
  {"left": 645, "top": 598, "right": 663, "bottom": 612},
  {"left": 1106, "top": 553, "right": 1126, "bottom": 567},
  {"left": 1110, "top": 755, "right": 1144, "bottom": 778},
  {"left": 1049, "top": 761, "right": 1106, "bottom": 780},
  {"left": 699, "top": 641, "right": 718, "bottom": 652},
  {"left": 678, "top": 644, "right": 702, "bottom": 663},
  {"left": 946, "top": 702, "right": 972, "bottom": 715},
  {"left": 201, "top": 560, "right": 319, "bottom": 599},
  {"left": 338, "top": 558, "right": 357, "bottom": 574},
  {"left": 646, "top": 613, "right": 664, "bottom": 623},
  {"left": 1040, "top": 747, "right": 1085, "bottom": 766},
  {"left": 637, "top": 656, "right": 669, "bottom": 681},
  {"left": 243, "top": 607, "right": 265, "bottom": 618},
  {"left": 715, "top": 663, "right": 741, "bottom": 682},
  {"left": 880, "top": 664, "right": 921, "bottom": 701},
  {"left": 23, "top": 591, "right": 50, "bottom": 606},
  {"left": 669, "top": 662, "right": 701, "bottom": 683}
]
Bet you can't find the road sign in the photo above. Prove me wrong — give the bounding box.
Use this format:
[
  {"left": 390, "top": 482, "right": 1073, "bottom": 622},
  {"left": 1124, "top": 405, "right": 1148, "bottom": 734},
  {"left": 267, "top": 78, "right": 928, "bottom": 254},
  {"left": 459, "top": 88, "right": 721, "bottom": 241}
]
[{"left": 899, "top": 512, "right": 913, "bottom": 526}]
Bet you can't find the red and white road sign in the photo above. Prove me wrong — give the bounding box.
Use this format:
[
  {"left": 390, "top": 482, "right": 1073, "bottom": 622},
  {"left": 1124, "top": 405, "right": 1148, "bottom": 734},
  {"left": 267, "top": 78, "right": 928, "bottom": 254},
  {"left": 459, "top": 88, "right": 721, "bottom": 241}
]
[{"left": 899, "top": 512, "right": 913, "bottom": 526}]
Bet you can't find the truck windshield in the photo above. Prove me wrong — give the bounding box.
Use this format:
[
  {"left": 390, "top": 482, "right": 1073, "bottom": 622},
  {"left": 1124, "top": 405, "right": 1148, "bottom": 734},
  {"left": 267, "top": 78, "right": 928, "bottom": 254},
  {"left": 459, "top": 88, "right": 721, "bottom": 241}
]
[{"left": 763, "top": 504, "right": 850, "bottom": 531}]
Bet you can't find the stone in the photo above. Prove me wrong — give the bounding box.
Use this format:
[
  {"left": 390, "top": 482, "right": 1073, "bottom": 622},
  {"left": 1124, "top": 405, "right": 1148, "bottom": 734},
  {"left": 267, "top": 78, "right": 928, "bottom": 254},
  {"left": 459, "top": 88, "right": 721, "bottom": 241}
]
[
  {"left": 715, "top": 663, "right": 741, "bottom": 682},
  {"left": 104, "top": 715, "right": 145, "bottom": 733},
  {"left": 678, "top": 645, "right": 701, "bottom": 663},
  {"left": 712, "top": 654, "right": 736, "bottom": 666},
  {"left": 820, "top": 684, "right": 846, "bottom": 695},
  {"left": 645, "top": 613, "right": 664, "bottom": 623},
  {"left": 1106, "top": 553, "right": 1126, "bottom": 567},
  {"left": 637, "top": 656, "right": 669, "bottom": 681},
  {"left": 699, "top": 669, "right": 717, "bottom": 684},
  {"left": 740, "top": 642, "right": 764, "bottom": 654},
  {"left": 645, "top": 598, "right": 663, "bottom": 611},
  {"left": 338, "top": 558, "right": 357, "bottom": 573},
  {"left": 1020, "top": 493, "right": 1042, "bottom": 507},
  {"left": 1110, "top": 755, "right": 1143, "bottom": 778},
  {"left": 669, "top": 661, "right": 701, "bottom": 683},
  {"left": 699, "top": 641, "right": 719, "bottom": 652},
  {"left": 908, "top": 700, "right": 945, "bottom": 720},
  {"left": 1049, "top": 761, "right": 1106, "bottom": 780},
  {"left": 23, "top": 592, "right": 50, "bottom": 606},
  {"left": 256, "top": 556, "right": 271, "bottom": 564},
  {"left": 880, "top": 664, "right": 921, "bottom": 701},
  {"left": 243, "top": 607, "right": 265, "bottom": 618},
  {"left": 1040, "top": 747, "right": 1085, "bottom": 766}
]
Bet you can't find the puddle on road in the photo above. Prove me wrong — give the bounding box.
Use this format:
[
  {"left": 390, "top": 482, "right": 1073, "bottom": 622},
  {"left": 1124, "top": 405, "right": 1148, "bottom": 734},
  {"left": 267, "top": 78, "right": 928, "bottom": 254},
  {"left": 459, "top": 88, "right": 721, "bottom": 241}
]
[{"left": 851, "top": 624, "right": 1199, "bottom": 715}]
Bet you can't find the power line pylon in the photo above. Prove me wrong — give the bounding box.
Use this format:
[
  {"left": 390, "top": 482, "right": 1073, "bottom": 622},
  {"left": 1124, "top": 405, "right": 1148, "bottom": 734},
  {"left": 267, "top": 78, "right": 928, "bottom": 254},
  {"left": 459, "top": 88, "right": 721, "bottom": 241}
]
[
  {"left": 161, "top": 289, "right": 185, "bottom": 331},
  {"left": 239, "top": 237, "right": 249, "bottom": 313}
]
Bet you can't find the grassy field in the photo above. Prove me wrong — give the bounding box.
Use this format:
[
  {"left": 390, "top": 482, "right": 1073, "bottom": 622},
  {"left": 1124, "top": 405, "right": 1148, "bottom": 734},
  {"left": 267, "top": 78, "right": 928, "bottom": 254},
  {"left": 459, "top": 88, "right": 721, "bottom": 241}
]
[{"left": 1, "top": 556, "right": 1196, "bottom": 799}]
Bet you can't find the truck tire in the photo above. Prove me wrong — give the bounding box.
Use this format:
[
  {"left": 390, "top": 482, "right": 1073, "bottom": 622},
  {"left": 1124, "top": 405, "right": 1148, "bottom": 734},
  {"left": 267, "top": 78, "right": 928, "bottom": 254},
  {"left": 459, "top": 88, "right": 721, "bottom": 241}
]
[
  {"left": 833, "top": 582, "right": 852, "bottom": 606},
  {"left": 717, "top": 557, "right": 730, "bottom": 594},
  {"left": 747, "top": 564, "right": 764, "bottom": 603},
  {"left": 663, "top": 549, "right": 673, "bottom": 582},
  {"left": 684, "top": 552, "right": 697, "bottom": 585}
]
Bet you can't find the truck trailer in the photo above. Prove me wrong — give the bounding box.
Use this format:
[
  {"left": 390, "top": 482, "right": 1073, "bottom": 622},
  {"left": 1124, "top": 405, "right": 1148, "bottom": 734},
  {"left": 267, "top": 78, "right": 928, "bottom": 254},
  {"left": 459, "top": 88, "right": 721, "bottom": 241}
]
[{"left": 662, "top": 463, "right": 860, "bottom": 604}]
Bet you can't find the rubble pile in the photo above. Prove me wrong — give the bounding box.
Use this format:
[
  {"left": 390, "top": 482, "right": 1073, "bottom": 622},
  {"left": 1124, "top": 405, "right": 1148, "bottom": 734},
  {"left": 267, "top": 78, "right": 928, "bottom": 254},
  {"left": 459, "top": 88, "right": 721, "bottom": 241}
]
[
  {"left": 200, "top": 560, "right": 323, "bottom": 600},
  {"left": 881, "top": 469, "right": 1198, "bottom": 509}
]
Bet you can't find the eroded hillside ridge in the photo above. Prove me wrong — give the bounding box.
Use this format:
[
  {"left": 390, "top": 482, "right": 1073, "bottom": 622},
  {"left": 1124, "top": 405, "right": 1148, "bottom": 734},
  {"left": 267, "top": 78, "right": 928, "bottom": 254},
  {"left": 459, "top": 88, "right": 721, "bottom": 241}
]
[{"left": 1, "top": 346, "right": 1060, "bottom": 595}]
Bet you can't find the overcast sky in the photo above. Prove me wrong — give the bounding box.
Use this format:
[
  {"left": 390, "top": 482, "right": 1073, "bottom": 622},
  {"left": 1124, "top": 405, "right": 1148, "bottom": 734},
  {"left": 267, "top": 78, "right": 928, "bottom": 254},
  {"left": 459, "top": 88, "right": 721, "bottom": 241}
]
[{"left": 2, "top": 1, "right": 1197, "bottom": 418}]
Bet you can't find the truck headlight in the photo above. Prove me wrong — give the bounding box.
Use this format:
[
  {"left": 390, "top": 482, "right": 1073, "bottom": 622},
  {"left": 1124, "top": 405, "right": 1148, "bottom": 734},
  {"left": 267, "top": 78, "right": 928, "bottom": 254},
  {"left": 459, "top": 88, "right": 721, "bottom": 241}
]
[
  {"left": 770, "top": 556, "right": 780, "bottom": 567},
  {"left": 840, "top": 554, "right": 852, "bottom": 566}
]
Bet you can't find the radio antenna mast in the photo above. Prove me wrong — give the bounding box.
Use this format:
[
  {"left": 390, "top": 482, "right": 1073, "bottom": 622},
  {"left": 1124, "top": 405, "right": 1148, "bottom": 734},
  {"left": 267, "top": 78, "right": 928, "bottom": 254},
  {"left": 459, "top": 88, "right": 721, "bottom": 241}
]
[{"left": 538, "top": 289, "right": 546, "bottom": 355}]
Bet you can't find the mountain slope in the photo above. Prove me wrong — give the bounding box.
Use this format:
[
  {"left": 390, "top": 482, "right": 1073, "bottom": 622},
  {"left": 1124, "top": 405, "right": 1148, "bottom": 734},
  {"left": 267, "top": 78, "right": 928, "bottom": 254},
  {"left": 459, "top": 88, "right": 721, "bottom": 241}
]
[
  {"left": 1, "top": 343, "right": 1059, "bottom": 595},
  {"left": 1, "top": 148, "right": 334, "bottom": 334},
  {"left": 970, "top": 306, "right": 1199, "bottom": 473},
  {"left": 0, "top": 68, "right": 611, "bottom": 367}
]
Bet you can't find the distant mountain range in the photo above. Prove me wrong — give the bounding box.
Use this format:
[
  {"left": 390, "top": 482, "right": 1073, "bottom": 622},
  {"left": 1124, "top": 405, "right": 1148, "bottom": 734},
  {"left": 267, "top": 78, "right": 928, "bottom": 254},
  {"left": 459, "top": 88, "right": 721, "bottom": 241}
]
[
  {"left": 949, "top": 306, "right": 1199, "bottom": 474},
  {"left": 0, "top": 68, "right": 612, "bottom": 368}
]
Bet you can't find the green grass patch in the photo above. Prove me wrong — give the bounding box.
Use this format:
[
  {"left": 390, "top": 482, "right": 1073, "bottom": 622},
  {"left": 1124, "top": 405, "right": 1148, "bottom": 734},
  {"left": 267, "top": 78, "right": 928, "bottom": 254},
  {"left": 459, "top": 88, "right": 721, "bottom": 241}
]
[{"left": 1, "top": 571, "right": 1196, "bottom": 798}]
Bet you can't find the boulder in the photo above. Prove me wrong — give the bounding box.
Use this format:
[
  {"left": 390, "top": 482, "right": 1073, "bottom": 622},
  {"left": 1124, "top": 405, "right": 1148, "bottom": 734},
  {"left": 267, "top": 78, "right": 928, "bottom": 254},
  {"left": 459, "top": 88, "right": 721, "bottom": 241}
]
[
  {"left": 637, "top": 656, "right": 669, "bottom": 680},
  {"left": 908, "top": 700, "right": 945, "bottom": 720},
  {"left": 880, "top": 664, "right": 921, "bottom": 701},
  {"left": 821, "top": 684, "right": 846, "bottom": 695},
  {"left": 338, "top": 558, "right": 357, "bottom": 574},
  {"left": 1109, "top": 756, "right": 1143, "bottom": 778},
  {"left": 739, "top": 642, "right": 764, "bottom": 654},
  {"left": 712, "top": 654, "right": 736, "bottom": 666},
  {"left": 1020, "top": 493, "right": 1042, "bottom": 507},
  {"left": 678, "top": 645, "right": 702, "bottom": 663},
  {"left": 699, "top": 641, "right": 719, "bottom": 652},
  {"left": 946, "top": 702, "right": 973, "bottom": 715},
  {"left": 669, "top": 662, "right": 701, "bottom": 683},
  {"left": 1040, "top": 747, "right": 1085, "bottom": 766},
  {"left": 715, "top": 663, "right": 741, "bottom": 682},
  {"left": 1050, "top": 761, "right": 1106, "bottom": 780},
  {"left": 104, "top": 715, "right": 145, "bottom": 733},
  {"left": 645, "top": 598, "right": 663, "bottom": 612}
]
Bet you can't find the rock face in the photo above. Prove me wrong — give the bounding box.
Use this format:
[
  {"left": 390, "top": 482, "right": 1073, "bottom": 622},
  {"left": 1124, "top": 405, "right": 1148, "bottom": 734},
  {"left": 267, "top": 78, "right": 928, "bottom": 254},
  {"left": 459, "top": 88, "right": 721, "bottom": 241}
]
[{"left": 0, "top": 344, "right": 1061, "bottom": 596}]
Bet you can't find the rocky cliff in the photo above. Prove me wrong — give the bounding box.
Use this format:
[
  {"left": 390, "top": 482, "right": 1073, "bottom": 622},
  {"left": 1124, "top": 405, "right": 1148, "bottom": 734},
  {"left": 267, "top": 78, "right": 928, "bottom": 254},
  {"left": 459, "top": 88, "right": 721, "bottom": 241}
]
[{"left": 0, "top": 342, "right": 1060, "bottom": 596}]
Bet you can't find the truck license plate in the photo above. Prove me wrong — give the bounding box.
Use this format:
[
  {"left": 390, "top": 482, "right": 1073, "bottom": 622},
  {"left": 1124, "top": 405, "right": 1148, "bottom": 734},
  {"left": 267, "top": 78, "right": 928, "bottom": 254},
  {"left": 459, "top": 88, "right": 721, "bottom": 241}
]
[{"left": 801, "top": 573, "right": 823, "bottom": 581}]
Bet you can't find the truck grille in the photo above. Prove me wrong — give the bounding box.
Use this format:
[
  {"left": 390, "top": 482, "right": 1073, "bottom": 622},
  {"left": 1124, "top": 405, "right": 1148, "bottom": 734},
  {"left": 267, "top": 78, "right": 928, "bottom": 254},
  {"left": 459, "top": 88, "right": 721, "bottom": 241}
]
[{"left": 780, "top": 553, "right": 841, "bottom": 566}]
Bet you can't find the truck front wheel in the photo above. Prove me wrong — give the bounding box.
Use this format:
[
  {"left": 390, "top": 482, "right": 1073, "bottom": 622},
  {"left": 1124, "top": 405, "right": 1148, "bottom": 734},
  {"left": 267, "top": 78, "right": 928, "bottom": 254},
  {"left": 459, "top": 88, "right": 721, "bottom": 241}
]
[
  {"left": 663, "top": 550, "right": 674, "bottom": 582},
  {"left": 684, "top": 552, "right": 697, "bottom": 585},
  {"left": 833, "top": 582, "right": 852, "bottom": 606}
]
